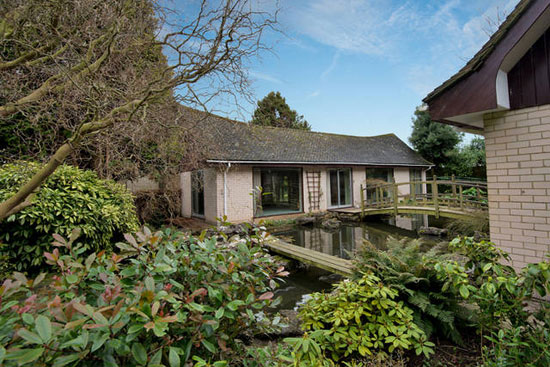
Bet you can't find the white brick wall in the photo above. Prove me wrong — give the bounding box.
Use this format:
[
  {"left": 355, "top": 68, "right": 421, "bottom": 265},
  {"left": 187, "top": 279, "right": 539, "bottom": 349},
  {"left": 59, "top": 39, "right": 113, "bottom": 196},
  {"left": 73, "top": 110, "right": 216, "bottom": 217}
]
[{"left": 484, "top": 104, "right": 550, "bottom": 269}]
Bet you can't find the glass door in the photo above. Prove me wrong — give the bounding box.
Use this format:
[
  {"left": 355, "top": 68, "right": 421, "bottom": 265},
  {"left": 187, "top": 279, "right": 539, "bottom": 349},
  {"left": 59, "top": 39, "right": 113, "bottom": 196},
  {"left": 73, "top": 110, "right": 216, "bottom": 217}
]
[
  {"left": 191, "top": 170, "right": 205, "bottom": 217},
  {"left": 329, "top": 169, "right": 352, "bottom": 208}
]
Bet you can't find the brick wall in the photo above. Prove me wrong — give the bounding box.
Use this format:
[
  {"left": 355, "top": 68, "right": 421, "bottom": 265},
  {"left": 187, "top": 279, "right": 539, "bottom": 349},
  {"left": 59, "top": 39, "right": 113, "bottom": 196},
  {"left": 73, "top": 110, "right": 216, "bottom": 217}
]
[
  {"left": 484, "top": 104, "right": 550, "bottom": 269},
  {"left": 218, "top": 165, "right": 254, "bottom": 223}
]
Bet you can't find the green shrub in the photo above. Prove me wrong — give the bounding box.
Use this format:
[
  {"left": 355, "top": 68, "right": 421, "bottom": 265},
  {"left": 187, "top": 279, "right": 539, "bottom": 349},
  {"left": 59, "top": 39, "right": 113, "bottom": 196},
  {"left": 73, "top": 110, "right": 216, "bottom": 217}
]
[
  {"left": 298, "top": 273, "right": 434, "bottom": 361},
  {"left": 0, "top": 226, "right": 286, "bottom": 366},
  {"left": 0, "top": 162, "right": 139, "bottom": 272},
  {"left": 354, "top": 238, "right": 472, "bottom": 345},
  {"left": 435, "top": 237, "right": 550, "bottom": 367}
]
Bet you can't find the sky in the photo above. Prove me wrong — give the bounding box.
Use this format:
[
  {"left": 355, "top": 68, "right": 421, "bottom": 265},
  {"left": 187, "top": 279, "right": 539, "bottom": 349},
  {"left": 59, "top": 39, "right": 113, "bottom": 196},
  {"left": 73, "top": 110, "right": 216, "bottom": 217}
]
[{"left": 223, "top": 0, "right": 521, "bottom": 145}]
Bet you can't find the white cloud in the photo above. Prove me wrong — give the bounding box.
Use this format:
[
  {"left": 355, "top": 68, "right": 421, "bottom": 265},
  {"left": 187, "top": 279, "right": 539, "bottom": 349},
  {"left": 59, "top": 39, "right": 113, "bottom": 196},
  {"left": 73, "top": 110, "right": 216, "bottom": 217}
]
[
  {"left": 249, "top": 70, "right": 282, "bottom": 84},
  {"left": 308, "top": 90, "right": 321, "bottom": 98},
  {"left": 321, "top": 52, "right": 341, "bottom": 80}
]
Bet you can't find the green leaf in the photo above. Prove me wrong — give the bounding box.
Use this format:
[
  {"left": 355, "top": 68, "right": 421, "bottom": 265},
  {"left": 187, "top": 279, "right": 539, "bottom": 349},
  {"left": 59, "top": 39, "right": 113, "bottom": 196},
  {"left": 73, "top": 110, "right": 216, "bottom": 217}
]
[
  {"left": 215, "top": 308, "right": 224, "bottom": 319},
  {"left": 169, "top": 347, "right": 180, "bottom": 367},
  {"left": 16, "top": 348, "right": 44, "bottom": 364},
  {"left": 0, "top": 346, "right": 6, "bottom": 364},
  {"left": 459, "top": 285, "right": 470, "bottom": 299},
  {"left": 132, "top": 343, "right": 148, "bottom": 365},
  {"left": 18, "top": 329, "right": 43, "bottom": 345},
  {"left": 66, "top": 274, "right": 79, "bottom": 284},
  {"left": 149, "top": 349, "right": 162, "bottom": 366},
  {"left": 35, "top": 315, "right": 52, "bottom": 342},
  {"left": 91, "top": 333, "right": 109, "bottom": 352},
  {"left": 53, "top": 354, "right": 81, "bottom": 367},
  {"left": 201, "top": 339, "right": 217, "bottom": 354}
]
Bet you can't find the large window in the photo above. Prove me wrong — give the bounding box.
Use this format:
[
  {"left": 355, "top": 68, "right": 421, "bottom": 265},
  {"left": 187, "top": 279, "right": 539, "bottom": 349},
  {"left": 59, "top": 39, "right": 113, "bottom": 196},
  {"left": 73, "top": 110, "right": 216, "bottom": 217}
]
[
  {"left": 328, "top": 169, "right": 352, "bottom": 208},
  {"left": 191, "top": 170, "right": 205, "bottom": 217},
  {"left": 253, "top": 168, "right": 302, "bottom": 216},
  {"left": 365, "top": 168, "right": 394, "bottom": 202},
  {"left": 409, "top": 168, "right": 423, "bottom": 196}
]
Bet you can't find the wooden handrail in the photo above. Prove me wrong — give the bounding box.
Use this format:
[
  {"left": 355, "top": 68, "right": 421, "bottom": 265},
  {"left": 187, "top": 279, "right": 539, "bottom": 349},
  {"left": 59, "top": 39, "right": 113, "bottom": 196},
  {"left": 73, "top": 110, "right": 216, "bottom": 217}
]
[{"left": 360, "top": 177, "right": 488, "bottom": 218}]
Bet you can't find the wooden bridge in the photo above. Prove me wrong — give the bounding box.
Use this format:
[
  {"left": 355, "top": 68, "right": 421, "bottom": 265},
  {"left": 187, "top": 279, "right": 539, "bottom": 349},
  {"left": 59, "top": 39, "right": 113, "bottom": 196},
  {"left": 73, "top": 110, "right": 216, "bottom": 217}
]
[
  {"left": 344, "top": 176, "right": 489, "bottom": 220},
  {"left": 265, "top": 236, "right": 353, "bottom": 276}
]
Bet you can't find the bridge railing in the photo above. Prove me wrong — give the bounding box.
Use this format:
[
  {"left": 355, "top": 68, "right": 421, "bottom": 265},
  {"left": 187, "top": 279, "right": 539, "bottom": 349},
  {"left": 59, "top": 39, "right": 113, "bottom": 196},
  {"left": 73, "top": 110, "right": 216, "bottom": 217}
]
[{"left": 359, "top": 175, "right": 488, "bottom": 218}]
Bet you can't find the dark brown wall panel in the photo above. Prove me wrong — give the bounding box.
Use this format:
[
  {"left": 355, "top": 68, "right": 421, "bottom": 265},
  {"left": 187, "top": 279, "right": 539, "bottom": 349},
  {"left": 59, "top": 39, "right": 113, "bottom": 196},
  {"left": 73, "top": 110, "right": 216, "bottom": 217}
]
[{"left": 509, "top": 28, "right": 550, "bottom": 109}]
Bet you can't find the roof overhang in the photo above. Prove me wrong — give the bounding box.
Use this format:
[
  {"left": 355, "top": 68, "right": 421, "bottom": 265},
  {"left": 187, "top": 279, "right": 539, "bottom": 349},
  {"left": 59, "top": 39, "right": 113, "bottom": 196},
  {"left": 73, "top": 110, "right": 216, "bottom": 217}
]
[
  {"left": 206, "top": 159, "right": 433, "bottom": 168},
  {"left": 425, "top": 0, "right": 550, "bottom": 130}
]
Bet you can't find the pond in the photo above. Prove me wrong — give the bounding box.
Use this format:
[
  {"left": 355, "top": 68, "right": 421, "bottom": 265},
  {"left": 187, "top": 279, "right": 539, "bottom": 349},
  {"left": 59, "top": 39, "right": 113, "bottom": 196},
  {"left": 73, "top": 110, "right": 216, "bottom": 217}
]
[{"left": 272, "top": 214, "right": 449, "bottom": 311}]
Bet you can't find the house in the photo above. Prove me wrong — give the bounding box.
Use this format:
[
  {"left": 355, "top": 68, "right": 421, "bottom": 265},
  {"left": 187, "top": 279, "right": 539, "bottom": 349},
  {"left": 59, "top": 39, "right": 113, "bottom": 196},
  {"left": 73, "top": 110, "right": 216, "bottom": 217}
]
[
  {"left": 424, "top": 0, "right": 550, "bottom": 268},
  {"left": 180, "top": 112, "right": 431, "bottom": 224}
]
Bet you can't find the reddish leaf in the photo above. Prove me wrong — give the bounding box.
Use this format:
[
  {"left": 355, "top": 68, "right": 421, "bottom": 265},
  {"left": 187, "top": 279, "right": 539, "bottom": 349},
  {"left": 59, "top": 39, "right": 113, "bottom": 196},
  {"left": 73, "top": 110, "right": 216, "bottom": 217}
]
[
  {"left": 82, "top": 323, "right": 106, "bottom": 329},
  {"left": 144, "top": 322, "right": 155, "bottom": 330},
  {"left": 258, "top": 292, "right": 274, "bottom": 300}
]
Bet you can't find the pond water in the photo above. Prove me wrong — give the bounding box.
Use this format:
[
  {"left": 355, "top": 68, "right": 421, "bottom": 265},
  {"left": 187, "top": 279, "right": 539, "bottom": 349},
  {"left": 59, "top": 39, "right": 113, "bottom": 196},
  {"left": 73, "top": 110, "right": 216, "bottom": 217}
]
[{"left": 272, "top": 214, "right": 448, "bottom": 311}]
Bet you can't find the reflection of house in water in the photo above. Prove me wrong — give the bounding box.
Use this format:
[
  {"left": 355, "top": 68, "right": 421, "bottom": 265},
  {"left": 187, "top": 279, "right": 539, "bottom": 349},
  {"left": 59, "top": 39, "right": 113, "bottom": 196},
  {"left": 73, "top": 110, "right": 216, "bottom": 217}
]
[{"left": 275, "top": 215, "right": 430, "bottom": 260}]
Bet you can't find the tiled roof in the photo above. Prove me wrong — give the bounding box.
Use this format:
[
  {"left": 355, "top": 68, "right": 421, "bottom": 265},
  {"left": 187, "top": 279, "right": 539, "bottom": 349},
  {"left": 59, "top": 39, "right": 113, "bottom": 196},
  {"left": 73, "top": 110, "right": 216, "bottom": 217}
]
[
  {"left": 186, "top": 109, "right": 432, "bottom": 167},
  {"left": 424, "top": 0, "right": 532, "bottom": 102}
]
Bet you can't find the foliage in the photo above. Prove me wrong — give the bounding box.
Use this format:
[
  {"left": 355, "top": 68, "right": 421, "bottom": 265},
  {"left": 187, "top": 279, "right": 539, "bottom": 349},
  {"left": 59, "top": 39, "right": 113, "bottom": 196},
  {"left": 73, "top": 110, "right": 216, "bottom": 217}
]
[
  {"left": 298, "top": 273, "right": 435, "bottom": 361},
  {"left": 250, "top": 92, "right": 311, "bottom": 130},
  {"left": 445, "top": 211, "right": 489, "bottom": 237},
  {"left": 446, "top": 137, "right": 486, "bottom": 179},
  {"left": 409, "top": 106, "right": 462, "bottom": 174},
  {"left": 434, "top": 237, "right": 550, "bottom": 367},
  {"left": 354, "top": 238, "right": 471, "bottom": 345},
  {"left": 0, "top": 0, "right": 278, "bottom": 221},
  {"left": 134, "top": 189, "right": 182, "bottom": 228},
  {"left": 0, "top": 162, "right": 138, "bottom": 273},
  {"left": 0, "top": 226, "right": 286, "bottom": 366}
]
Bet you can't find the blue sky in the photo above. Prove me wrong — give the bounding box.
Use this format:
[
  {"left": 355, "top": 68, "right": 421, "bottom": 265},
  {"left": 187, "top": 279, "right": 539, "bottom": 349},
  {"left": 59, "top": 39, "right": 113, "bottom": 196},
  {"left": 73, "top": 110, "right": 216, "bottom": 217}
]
[{"left": 223, "top": 0, "right": 520, "bottom": 145}]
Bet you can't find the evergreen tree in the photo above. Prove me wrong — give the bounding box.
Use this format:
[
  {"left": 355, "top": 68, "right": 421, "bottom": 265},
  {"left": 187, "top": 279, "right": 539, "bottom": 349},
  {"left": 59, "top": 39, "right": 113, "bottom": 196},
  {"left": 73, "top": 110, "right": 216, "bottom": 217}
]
[
  {"left": 250, "top": 91, "right": 311, "bottom": 130},
  {"left": 409, "top": 106, "right": 462, "bottom": 175}
]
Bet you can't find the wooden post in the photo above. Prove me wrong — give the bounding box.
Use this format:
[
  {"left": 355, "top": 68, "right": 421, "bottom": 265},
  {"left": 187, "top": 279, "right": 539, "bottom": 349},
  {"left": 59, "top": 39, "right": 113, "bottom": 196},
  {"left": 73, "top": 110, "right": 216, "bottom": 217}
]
[
  {"left": 411, "top": 182, "right": 416, "bottom": 205},
  {"left": 360, "top": 184, "right": 364, "bottom": 219},
  {"left": 459, "top": 185, "right": 463, "bottom": 210},
  {"left": 432, "top": 175, "right": 439, "bottom": 218},
  {"left": 393, "top": 183, "right": 398, "bottom": 217},
  {"left": 451, "top": 174, "right": 456, "bottom": 206}
]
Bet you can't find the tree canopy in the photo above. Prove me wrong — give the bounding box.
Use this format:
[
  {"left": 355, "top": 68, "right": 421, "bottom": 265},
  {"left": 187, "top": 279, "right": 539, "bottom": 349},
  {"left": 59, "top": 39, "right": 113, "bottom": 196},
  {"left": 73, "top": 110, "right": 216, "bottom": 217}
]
[
  {"left": 409, "top": 106, "right": 463, "bottom": 174},
  {"left": 409, "top": 106, "right": 486, "bottom": 179},
  {"left": 250, "top": 91, "right": 311, "bottom": 130},
  {"left": 0, "top": 0, "right": 278, "bottom": 220}
]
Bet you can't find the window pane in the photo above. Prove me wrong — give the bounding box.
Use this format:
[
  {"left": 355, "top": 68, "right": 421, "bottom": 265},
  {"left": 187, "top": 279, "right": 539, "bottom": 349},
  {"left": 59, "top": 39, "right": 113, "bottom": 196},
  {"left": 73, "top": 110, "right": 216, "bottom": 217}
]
[
  {"left": 339, "top": 169, "right": 351, "bottom": 206},
  {"left": 254, "top": 168, "right": 302, "bottom": 216}
]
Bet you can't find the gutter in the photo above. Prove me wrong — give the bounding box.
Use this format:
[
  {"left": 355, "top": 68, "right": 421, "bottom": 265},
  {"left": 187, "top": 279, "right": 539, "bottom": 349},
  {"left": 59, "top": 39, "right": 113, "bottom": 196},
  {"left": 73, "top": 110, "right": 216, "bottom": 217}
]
[
  {"left": 207, "top": 159, "right": 433, "bottom": 168},
  {"left": 223, "top": 162, "right": 231, "bottom": 217}
]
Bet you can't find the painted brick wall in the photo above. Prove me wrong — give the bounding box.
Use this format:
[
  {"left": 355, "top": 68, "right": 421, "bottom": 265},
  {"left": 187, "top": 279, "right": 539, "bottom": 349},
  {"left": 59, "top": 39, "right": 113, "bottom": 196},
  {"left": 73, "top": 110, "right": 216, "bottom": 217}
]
[
  {"left": 217, "top": 165, "right": 254, "bottom": 223},
  {"left": 484, "top": 104, "right": 550, "bottom": 269},
  {"left": 203, "top": 168, "right": 219, "bottom": 223},
  {"left": 180, "top": 172, "right": 192, "bottom": 217}
]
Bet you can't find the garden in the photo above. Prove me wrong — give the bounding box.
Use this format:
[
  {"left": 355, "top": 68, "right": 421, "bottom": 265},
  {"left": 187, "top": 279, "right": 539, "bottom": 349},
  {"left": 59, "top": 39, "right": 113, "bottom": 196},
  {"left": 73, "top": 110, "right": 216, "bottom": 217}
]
[{"left": 0, "top": 162, "right": 549, "bottom": 367}]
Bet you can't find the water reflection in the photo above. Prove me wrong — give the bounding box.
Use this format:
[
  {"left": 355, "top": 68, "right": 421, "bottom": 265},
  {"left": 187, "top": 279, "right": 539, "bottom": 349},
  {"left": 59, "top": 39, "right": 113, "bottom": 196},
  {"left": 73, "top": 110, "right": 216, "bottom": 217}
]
[
  {"left": 271, "top": 214, "right": 446, "bottom": 311},
  {"left": 274, "top": 214, "right": 435, "bottom": 260}
]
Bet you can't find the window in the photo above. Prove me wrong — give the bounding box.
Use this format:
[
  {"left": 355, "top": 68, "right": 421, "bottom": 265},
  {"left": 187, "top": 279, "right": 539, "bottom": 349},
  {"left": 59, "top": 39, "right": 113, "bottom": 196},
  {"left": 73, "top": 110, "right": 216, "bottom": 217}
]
[
  {"left": 365, "top": 168, "right": 394, "bottom": 202},
  {"left": 328, "top": 169, "right": 352, "bottom": 208},
  {"left": 253, "top": 167, "right": 302, "bottom": 216},
  {"left": 409, "top": 168, "right": 423, "bottom": 196}
]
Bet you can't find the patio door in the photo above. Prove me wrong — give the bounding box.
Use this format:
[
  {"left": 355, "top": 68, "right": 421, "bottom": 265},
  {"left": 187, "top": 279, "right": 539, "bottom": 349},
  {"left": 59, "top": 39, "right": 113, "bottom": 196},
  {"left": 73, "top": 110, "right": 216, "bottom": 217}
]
[
  {"left": 329, "top": 169, "right": 352, "bottom": 208},
  {"left": 191, "top": 170, "right": 204, "bottom": 217}
]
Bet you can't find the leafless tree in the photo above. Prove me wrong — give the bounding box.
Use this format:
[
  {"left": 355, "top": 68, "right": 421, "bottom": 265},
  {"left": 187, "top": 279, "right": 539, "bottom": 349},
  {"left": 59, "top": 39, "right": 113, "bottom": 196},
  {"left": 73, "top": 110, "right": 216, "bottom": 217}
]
[{"left": 0, "top": 0, "right": 279, "bottom": 220}]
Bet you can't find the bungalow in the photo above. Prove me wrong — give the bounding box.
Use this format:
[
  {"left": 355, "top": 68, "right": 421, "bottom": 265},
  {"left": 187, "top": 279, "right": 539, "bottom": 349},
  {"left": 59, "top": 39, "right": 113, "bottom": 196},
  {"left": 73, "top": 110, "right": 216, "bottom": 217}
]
[
  {"left": 180, "top": 113, "right": 431, "bottom": 224},
  {"left": 424, "top": 0, "right": 550, "bottom": 268}
]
